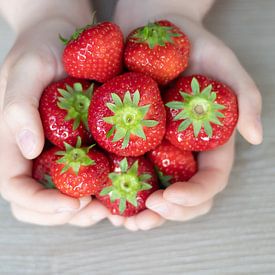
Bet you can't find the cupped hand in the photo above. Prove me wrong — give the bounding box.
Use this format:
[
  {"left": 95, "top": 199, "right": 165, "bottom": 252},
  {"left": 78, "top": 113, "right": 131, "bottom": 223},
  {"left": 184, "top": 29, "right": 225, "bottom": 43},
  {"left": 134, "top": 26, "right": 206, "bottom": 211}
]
[
  {"left": 113, "top": 10, "right": 262, "bottom": 230},
  {"left": 0, "top": 18, "right": 108, "bottom": 226}
]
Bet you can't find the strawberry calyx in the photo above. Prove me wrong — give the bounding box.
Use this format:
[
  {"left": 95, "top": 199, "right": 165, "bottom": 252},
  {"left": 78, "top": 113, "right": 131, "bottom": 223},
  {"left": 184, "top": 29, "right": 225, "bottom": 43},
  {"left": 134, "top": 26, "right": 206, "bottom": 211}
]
[
  {"left": 154, "top": 166, "right": 172, "bottom": 188},
  {"left": 166, "top": 77, "right": 226, "bottom": 138},
  {"left": 41, "top": 174, "right": 56, "bottom": 189},
  {"left": 59, "top": 12, "right": 97, "bottom": 45},
  {"left": 55, "top": 137, "right": 95, "bottom": 175},
  {"left": 57, "top": 82, "right": 94, "bottom": 131},
  {"left": 131, "top": 22, "right": 182, "bottom": 49},
  {"left": 103, "top": 90, "right": 159, "bottom": 149},
  {"left": 100, "top": 158, "right": 152, "bottom": 214}
]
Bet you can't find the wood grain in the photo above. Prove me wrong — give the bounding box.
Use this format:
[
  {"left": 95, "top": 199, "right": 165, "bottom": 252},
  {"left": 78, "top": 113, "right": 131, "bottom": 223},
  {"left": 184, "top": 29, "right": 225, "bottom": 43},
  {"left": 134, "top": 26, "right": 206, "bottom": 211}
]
[{"left": 0, "top": 0, "right": 275, "bottom": 274}]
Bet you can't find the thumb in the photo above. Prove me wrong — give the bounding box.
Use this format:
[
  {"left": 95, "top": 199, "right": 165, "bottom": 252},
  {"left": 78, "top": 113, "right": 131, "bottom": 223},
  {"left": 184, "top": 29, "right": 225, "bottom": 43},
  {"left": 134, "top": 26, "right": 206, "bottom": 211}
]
[{"left": 2, "top": 51, "right": 56, "bottom": 159}]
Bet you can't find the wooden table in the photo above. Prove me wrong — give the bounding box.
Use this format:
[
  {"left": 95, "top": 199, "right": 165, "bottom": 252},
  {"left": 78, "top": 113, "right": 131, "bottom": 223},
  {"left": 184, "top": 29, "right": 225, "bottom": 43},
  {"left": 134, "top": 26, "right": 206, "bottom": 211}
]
[{"left": 0, "top": 0, "right": 274, "bottom": 274}]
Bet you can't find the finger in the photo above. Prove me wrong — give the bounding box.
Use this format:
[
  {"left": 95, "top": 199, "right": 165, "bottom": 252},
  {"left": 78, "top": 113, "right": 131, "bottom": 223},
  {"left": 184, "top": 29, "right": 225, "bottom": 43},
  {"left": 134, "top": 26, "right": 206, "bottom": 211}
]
[
  {"left": 200, "top": 43, "right": 262, "bottom": 144},
  {"left": 108, "top": 214, "right": 125, "bottom": 227},
  {"left": 146, "top": 190, "right": 213, "bottom": 221},
  {"left": 1, "top": 175, "right": 91, "bottom": 214},
  {"left": 2, "top": 51, "right": 56, "bottom": 159},
  {"left": 163, "top": 134, "right": 235, "bottom": 206},
  {"left": 135, "top": 209, "right": 166, "bottom": 231},
  {"left": 11, "top": 203, "right": 74, "bottom": 226},
  {"left": 69, "top": 200, "right": 109, "bottom": 227},
  {"left": 124, "top": 217, "right": 139, "bottom": 231}
]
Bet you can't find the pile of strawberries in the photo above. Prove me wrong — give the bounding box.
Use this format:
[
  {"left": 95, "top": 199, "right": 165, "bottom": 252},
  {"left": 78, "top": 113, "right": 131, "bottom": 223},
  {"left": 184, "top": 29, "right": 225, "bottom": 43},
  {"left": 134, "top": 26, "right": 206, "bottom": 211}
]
[{"left": 32, "top": 19, "right": 238, "bottom": 217}]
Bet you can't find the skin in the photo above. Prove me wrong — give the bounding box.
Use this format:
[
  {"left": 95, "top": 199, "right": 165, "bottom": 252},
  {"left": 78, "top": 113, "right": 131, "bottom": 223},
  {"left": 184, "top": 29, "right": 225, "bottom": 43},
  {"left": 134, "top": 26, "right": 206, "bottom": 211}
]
[{"left": 0, "top": 0, "right": 262, "bottom": 228}]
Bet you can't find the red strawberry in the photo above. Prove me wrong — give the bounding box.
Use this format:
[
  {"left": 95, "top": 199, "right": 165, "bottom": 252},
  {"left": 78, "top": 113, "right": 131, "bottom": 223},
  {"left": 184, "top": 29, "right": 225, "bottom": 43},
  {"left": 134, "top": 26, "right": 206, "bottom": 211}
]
[
  {"left": 32, "top": 147, "right": 59, "bottom": 189},
  {"left": 124, "top": 20, "right": 190, "bottom": 85},
  {"left": 88, "top": 72, "right": 166, "bottom": 156},
  {"left": 96, "top": 155, "right": 158, "bottom": 217},
  {"left": 39, "top": 77, "right": 94, "bottom": 149},
  {"left": 51, "top": 138, "right": 110, "bottom": 198},
  {"left": 164, "top": 75, "right": 238, "bottom": 151},
  {"left": 61, "top": 21, "right": 124, "bottom": 83},
  {"left": 147, "top": 139, "right": 197, "bottom": 188}
]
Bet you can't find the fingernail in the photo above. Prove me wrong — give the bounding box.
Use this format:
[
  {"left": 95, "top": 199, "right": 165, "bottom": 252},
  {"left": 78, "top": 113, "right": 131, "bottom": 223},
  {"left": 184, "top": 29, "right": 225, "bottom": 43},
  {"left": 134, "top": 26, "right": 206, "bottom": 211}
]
[
  {"left": 17, "top": 129, "right": 36, "bottom": 157},
  {"left": 148, "top": 203, "right": 169, "bottom": 216}
]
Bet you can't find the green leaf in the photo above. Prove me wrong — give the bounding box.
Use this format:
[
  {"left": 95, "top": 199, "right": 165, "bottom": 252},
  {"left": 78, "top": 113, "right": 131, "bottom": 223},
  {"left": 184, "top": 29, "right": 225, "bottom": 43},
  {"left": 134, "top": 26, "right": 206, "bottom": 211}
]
[
  {"left": 141, "top": 120, "right": 159, "bottom": 127},
  {"left": 178, "top": 119, "right": 192, "bottom": 132},
  {"left": 166, "top": 101, "right": 183, "bottom": 110},
  {"left": 201, "top": 85, "right": 212, "bottom": 97},
  {"left": 100, "top": 186, "right": 113, "bottom": 196},
  {"left": 140, "top": 182, "right": 152, "bottom": 191},
  {"left": 72, "top": 162, "right": 81, "bottom": 175},
  {"left": 138, "top": 105, "right": 150, "bottom": 117},
  {"left": 111, "top": 93, "right": 123, "bottom": 106},
  {"left": 132, "top": 125, "right": 146, "bottom": 139},
  {"left": 213, "top": 103, "right": 226, "bottom": 110},
  {"left": 203, "top": 120, "right": 213, "bottom": 137},
  {"left": 191, "top": 77, "right": 200, "bottom": 95},
  {"left": 112, "top": 128, "right": 127, "bottom": 142},
  {"left": 179, "top": 91, "right": 192, "bottom": 101},
  {"left": 128, "top": 160, "right": 139, "bottom": 175},
  {"left": 119, "top": 198, "right": 127, "bottom": 214},
  {"left": 193, "top": 120, "right": 202, "bottom": 137},
  {"left": 133, "top": 90, "right": 140, "bottom": 106},
  {"left": 119, "top": 158, "right": 129, "bottom": 173},
  {"left": 73, "top": 83, "right": 83, "bottom": 92},
  {"left": 57, "top": 88, "right": 71, "bottom": 98},
  {"left": 122, "top": 131, "right": 131, "bottom": 149},
  {"left": 139, "top": 173, "right": 152, "bottom": 181},
  {"left": 108, "top": 172, "right": 120, "bottom": 182},
  {"left": 103, "top": 116, "right": 115, "bottom": 124},
  {"left": 110, "top": 190, "right": 120, "bottom": 202},
  {"left": 86, "top": 83, "right": 94, "bottom": 98},
  {"left": 209, "top": 91, "right": 217, "bottom": 102},
  {"left": 61, "top": 164, "right": 70, "bottom": 174},
  {"left": 174, "top": 111, "right": 188, "bottom": 121},
  {"left": 106, "top": 103, "right": 117, "bottom": 113},
  {"left": 76, "top": 136, "right": 82, "bottom": 148},
  {"left": 127, "top": 195, "right": 138, "bottom": 207},
  {"left": 55, "top": 151, "right": 65, "bottom": 156},
  {"left": 72, "top": 118, "right": 81, "bottom": 131},
  {"left": 65, "top": 85, "right": 75, "bottom": 94},
  {"left": 106, "top": 126, "right": 115, "bottom": 138},
  {"left": 123, "top": 91, "right": 132, "bottom": 105}
]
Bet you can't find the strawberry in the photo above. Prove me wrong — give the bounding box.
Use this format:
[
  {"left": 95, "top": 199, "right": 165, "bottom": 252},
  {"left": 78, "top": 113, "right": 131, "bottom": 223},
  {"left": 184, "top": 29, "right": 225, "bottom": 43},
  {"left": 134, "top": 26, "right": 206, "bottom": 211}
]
[
  {"left": 147, "top": 139, "right": 197, "bottom": 188},
  {"left": 61, "top": 21, "right": 124, "bottom": 83},
  {"left": 96, "top": 155, "right": 158, "bottom": 217},
  {"left": 164, "top": 75, "right": 238, "bottom": 151},
  {"left": 124, "top": 20, "right": 190, "bottom": 85},
  {"left": 51, "top": 138, "right": 110, "bottom": 198},
  {"left": 39, "top": 77, "right": 94, "bottom": 149},
  {"left": 88, "top": 72, "right": 166, "bottom": 156},
  {"left": 32, "top": 147, "right": 59, "bottom": 189}
]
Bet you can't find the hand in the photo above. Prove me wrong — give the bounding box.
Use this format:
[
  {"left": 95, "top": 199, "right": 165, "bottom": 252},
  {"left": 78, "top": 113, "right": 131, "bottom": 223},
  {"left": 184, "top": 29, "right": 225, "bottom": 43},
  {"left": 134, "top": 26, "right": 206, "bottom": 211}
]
[
  {"left": 0, "top": 18, "right": 109, "bottom": 226},
  {"left": 113, "top": 7, "right": 262, "bottom": 230}
]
